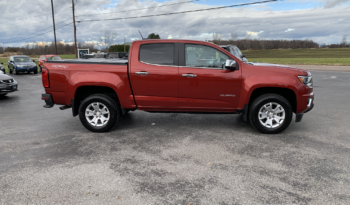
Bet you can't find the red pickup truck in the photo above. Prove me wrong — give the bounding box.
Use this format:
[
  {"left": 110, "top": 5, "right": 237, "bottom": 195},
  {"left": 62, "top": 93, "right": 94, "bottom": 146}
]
[{"left": 41, "top": 39, "right": 314, "bottom": 134}]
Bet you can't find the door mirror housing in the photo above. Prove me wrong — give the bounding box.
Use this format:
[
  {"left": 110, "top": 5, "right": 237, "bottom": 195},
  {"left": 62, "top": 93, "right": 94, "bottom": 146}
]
[
  {"left": 225, "top": 59, "right": 238, "bottom": 71},
  {"left": 10, "top": 61, "right": 13, "bottom": 63},
  {"left": 0, "top": 62, "right": 3, "bottom": 64},
  {"left": 32, "top": 60, "right": 35, "bottom": 62}
]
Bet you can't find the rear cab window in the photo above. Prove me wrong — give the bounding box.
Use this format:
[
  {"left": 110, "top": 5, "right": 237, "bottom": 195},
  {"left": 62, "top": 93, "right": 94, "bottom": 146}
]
[{"left": 139, "top": 43, "right": 175, "bottom": 65}]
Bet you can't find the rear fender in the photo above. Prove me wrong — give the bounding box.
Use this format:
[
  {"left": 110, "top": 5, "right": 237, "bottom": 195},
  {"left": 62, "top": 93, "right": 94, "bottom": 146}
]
[{"left": 70, "top": 72, "right": 135, "bottom": 108}]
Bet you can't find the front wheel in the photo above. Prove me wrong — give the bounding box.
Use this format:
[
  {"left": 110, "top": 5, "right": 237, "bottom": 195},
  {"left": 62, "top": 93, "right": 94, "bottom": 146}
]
[
  {"left": 249, "top": 94, "right": 293, "bottom": 134},
  {"left": 79, "top": 94, "right": 120, "bottom": 132},
  {"left": 34, "top": 69, "right": 38, "bottom": 74}
]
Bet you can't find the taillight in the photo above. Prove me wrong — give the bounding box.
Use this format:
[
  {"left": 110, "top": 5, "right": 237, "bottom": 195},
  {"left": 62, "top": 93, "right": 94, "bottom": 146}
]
[{"left": 42, "top": 68, "right": 50, "bottom": 88}]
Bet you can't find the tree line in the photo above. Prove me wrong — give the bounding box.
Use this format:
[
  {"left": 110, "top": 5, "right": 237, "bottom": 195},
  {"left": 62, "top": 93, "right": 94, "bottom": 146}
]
[
  {"left": 213, "top": 39, "right": 319, "bottom": 50},
  {"left": 4, "top": 42, "right": 98, "bottom": 55}
]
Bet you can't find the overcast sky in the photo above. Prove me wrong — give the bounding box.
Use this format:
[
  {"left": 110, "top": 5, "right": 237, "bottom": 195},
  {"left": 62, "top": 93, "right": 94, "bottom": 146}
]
[{"left": 0, "top": 0, "right": 349, "bottom": 48}]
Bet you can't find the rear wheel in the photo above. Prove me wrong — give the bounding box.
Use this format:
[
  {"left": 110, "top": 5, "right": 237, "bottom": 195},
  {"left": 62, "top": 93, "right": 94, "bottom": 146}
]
[
  {"left": 79, "top": 94, "right": 120, "bottom": 132},
  {"left": 249, "top": 94, "right": 293, "bottom": 134}
]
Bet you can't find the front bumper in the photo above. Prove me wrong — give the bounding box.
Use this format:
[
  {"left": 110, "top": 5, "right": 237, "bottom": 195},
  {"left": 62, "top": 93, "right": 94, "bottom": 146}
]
[
  {"left": 0, "top": 83, "right": 18, "bottom": 94},
  {"left": 296, "top": 103, "right": 314, "bottom": 122},
  {"left": 16, "top": 66, "right": 37, "bottom": 72}
]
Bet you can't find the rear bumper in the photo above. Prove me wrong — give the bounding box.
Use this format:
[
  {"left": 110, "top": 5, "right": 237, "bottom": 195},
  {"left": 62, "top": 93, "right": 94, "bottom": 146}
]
[{"left": 42, "top": 93, "right": 54, "bottom": 108}]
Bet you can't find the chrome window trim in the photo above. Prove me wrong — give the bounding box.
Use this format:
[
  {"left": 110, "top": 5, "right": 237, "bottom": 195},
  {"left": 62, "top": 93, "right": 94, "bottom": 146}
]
[
  {"left": 178, "top": 65, "right": 225, "bottom": 70},
  {"left": 139, "top": 61, "right": 178, "bottom": 68}
]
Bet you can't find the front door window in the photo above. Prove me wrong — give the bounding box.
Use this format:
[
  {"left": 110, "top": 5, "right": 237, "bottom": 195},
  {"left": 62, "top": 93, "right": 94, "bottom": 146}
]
[{"left": 185, "top": 44, "right": 229, "bottom": 69}]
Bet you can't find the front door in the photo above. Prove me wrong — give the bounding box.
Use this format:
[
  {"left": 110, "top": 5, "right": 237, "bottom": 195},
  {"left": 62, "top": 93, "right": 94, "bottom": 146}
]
[
  {"left": 129, "top": 42, "right": 179, "bottom": 109},
  {"left": 178, "top": 43, "right": 242, "bottom": 111}
]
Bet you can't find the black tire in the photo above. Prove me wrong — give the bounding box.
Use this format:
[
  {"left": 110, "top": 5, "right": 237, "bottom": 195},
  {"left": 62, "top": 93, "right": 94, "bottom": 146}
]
[
  {"left": 79, "top": 94, "right": 120, "bottom": 132},
  {"left": 15, "top": 69, "right": 19, "bottom": 75},
  {"left": 9, "top": 67, "right": 12, "bottom": 74},
  {"left": 0, "top": 94, "right": 7, "bottom": 97},
  {"left": 249, "top": 94, "right": 293, "bottom": 134},
  {"left": 34, "top": 69, "right": 38, "bottom": 74}
]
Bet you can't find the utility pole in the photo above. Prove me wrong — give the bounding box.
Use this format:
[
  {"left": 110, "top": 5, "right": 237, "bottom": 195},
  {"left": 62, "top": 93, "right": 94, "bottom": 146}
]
[
  {"left": 50, "top": 0, "right": 58, "bottom": 55},
  {"left": 72, "top": 0, "right": 78, "bottom": 58}
]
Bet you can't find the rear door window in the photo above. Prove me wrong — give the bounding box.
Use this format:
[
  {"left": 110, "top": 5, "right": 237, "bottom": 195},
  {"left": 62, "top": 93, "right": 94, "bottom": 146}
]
[{"left": 140, "top": 43, "right": 175, "bottom": 65}]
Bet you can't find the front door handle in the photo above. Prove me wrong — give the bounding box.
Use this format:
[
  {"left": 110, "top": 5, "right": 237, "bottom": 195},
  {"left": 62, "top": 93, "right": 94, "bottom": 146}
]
[
  {"left": 182, "top": 74, "right": 197, "bottom": 78},
  {"left": 136, "top": 71, "right": 150, "bottom": 75}
]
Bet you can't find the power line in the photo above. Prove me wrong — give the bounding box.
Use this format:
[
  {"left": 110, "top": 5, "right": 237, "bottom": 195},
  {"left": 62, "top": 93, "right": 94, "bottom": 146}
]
[
  {"left": 0, "top": 17, "right": 72, "bottom": 30},
  {"left": 3, "top": 23, "right": 73, "bottom": 44},
  {"left": 0, "top": 7, "right": 71, "bottom": 23},
  {"left": 78, "top": 0, "right": 279, "bottom": 22},
  {"left": 76, "top": 0, "right": 199, "bottom": 17},
  {"left": 76, "top": 0, "right": 117, "bottom": 5}
]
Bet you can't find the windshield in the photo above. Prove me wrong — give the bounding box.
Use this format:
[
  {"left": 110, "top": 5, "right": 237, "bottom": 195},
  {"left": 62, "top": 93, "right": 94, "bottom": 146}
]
[
  {"left": 46, "top": 56, "right": 62, "bottom": 61},
  {"left": 14, "top": 57, "right": 31, "bottom": 62},
  {"left": 233, "top": 47, "right": 243, "bottom": 57},
  {"left": 221, "top": 46, "right": 243, "bottom": 58}
]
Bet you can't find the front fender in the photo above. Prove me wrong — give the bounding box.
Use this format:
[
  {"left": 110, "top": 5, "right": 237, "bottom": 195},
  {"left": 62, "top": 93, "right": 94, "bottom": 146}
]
[{"left": 238, "top": 74, "right": 302, "bottom": 109}]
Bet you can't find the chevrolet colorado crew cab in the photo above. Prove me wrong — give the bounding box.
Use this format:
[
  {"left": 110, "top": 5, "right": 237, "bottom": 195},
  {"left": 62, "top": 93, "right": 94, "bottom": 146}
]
[{"left": 41, "top": 39, "right": 314, "bottom": 134}]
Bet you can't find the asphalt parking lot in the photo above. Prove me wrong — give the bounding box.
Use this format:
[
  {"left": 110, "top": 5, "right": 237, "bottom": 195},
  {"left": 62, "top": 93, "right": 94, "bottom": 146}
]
[{"left": 0, "top": 71, "right": 350, "bottom": 204}]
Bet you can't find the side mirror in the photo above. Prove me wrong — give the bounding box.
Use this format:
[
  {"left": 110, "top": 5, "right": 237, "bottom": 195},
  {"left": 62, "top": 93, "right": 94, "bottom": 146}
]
[
  {"left": 225, "top": 59, "right": 238, "bottom": 71},
  {"left": 32, "top": 60, "right": 35, "bottom": 62},
  {"left": 0, "top": 62, "right": 3, "bottom": 64},
  {"left": 241, "top": 54, "right": 246, "bottom": 58},
  {"left": 10, "top": 61, "right": 13, "bottom": 63}
]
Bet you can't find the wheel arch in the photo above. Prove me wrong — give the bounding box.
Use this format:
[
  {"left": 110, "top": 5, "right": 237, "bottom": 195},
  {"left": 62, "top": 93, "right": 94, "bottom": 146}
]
[
  {"left": 248, "top": 87, "right": 297, "bottom": 113},
  {"left": 73, "top": 86, "right": 119, "bottom": 116}
]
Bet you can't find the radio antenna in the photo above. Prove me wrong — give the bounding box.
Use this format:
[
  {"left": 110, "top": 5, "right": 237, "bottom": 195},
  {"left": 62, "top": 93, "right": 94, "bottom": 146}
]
[{"left": 138, "top": 30, "right": 146, "bottom": 39}]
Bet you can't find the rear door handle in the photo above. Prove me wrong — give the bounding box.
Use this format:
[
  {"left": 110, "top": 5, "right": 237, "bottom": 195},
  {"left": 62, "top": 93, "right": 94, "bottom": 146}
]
[
  {"left": 136, "top": 71, "right": 150, "bottom": 75},
  {"left": 182, "top": 74, "right": 197, "bottom": 78}
]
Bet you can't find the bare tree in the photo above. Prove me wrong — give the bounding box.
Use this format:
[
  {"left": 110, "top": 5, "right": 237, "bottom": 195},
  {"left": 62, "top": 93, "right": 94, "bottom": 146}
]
[
  {"left": 99, "top": 30, "right": 118, "bottom": 52},
  {"left": 259, "top": 38, "right": 266, "bottom": 49},
  {"left": 341, "top": 35, "right": 347, "bottom": 47},
  {"left": 212, "top": 33, "right": 222, "bottom": 41},
  {"left": 230, "top": 32, "right": 238, "bottom": 41}
]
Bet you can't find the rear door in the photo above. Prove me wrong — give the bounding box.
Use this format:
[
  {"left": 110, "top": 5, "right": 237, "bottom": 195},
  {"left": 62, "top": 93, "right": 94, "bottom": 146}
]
[
  {"left": 129, "top": 42, "right": 179, "bottom": 109},
  {"left": 178, "top": 43, "right": 242, "bottom": 111}
]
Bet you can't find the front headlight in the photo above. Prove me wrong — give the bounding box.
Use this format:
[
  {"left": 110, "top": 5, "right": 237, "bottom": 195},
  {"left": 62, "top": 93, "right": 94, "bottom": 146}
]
[
  {"left": 16, "top": 64, "right": 23, "bottom": 68},
  {"left": 298, "top": 75, "right": 313, "bottom": 87}
]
